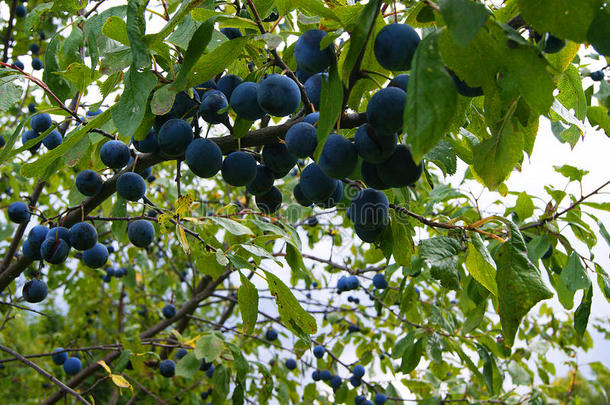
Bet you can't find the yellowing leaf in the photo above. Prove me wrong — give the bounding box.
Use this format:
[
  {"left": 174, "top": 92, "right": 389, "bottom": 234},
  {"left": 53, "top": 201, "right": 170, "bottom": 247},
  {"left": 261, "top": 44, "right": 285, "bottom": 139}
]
[
  {"left": 176, "top": 225, "right": 191, "bottom": 255},
  {"left": 175, "top": 192, "right": 195, "bottom": 217},
  {"left": 97, "top": 360, "right": 112, "bottom": 374},
  {"left": 110, "top": 374, "right": 132, "bottom": 390}
]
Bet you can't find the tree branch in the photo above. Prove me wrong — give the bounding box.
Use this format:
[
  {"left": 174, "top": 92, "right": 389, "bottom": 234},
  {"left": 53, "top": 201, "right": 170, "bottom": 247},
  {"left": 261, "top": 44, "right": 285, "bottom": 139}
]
[{"left": 0, "top": 344, "right": 92, "bottom": 405}]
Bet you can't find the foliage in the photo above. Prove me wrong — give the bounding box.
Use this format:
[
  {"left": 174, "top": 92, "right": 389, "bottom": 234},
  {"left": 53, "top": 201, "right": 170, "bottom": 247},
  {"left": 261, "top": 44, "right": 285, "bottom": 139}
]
[{"left": 0, "top": 0, "right": 609, "bottom": 404}]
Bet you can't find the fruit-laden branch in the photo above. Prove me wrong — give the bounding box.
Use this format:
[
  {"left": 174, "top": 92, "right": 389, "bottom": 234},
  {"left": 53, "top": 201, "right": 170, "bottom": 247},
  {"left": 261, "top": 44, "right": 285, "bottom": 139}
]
[
  {"left": 41, "top": 269, "right": 232, "bottom": 405},
  {"left": 0, "top": 344, "right": 92, "bottom": 405},
  {"left": 0, "top": 112, "right": 365, "bottom": 294},
  {"left": 273, "top": 252, "right": 388, "bottom": 275},
  {"left": 244, "top": 0, "right": 315, "bottom": 113}
]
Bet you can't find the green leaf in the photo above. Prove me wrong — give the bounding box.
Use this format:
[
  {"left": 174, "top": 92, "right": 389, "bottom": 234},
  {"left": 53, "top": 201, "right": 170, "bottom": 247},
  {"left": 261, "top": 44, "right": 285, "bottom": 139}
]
[
  {"left": 596, "top": 265, "right": 610, "bottom": 301},
  {"left": 285, "top": 243, "right": 307, "bottom": 277},
  {"left": 233, "top": 117, "right": 254, "bottom": 139},
  {"left": 560, "top": 252, "right": 591, "bottom": 292},
  {"left": 195, "top": 334, "right": 224, "bottom": 362},
  {"left": 208, "top": 217, "right": 253, "bottom": 236},
  {"left": 293, "top": 0, "right": 341, "bottom": 22},
  {"left": 126, "top": 0, "right": 150, "bottom": 68},
  {"left": 439, "top": 0, "right": 491, "bottom": 47},
  {"left": 238, "top": 271, "right": 258, "bottom": 333},
  {"left": 405, "top": 31, "right": 458, "bottom": 163},
  {"left": 587, "top": 6, "right": 610, "bottom": 57},
  {"left": 587, "top": 106, "right": 610, "bottom": 134},
  {"left": 175, "top": 352, "right": 201, "bottom": 378},
  {"left": 43, "top": 32, "right": 77, "bottom": 101},
  {"left": 111, "top": 197, "right": 127, "bottom": 242},
  {"left": 424, "top": 140, "right": 457, "bottom": 176},
  {"left": 112, "top": 68, "right": 157, "bottom": 138},
  {"left": 517, "top": 0, "right": 602, "bottom": 43},
  {"left": 400, "top": 338, "right": 424, "bottom": 373},
  {"left": 472, "top": 114, "right": 523, "bottom": 190},
  {"left": 0, "top": 76, "right": 22, "bottom": 111},
  {"left": 574, "top": 287, "right": 593, "bottom": 337},
  {"left": 190, "top": 9, "right": 259, "bottom": 28},
  {"left": 390, "top": 213, "right": 414, "bottom": 266},
  {"left": 314, "top": 63, "right": 343, "bottom": 161},
  {"left": 495, "top": 220, "right": 553, "bottom": 346},
  {"left": 57, "top": 62, "right": 102, "bottom": 93},
  {"left": 102, "top": 16, "right": 130, "bottom": 45},
  {"left": 150, "top": 85, "right": 176, "bottom": 116},
  {"left": 514, "top": 192, "right": 534, "bottom": 221},
  {"left": 194, "top": 248, "right": 226, "bottom": 279},
  {"left": 211, "top": 364, "right": 230, "bottom": 401},
  {"left": 21, "top": 108, "right": 113, "bottom": 178},
  {"left": 419, "top": 236, "right": 461, "bottom": 290},
  {"left": 341, "top": 0, "right": 379, "bottom": 84},
  {"left": 465, "top": 233, "right": 498, "bottom": 296},
  {"left": 554, "top": 164, "right": 588, "bottom": 182},
  {"left": 188, "top": 36, "right": 249, "bottom": 88},
  {"left": 172, "top": 21, "right": 214, "bottom": 92},
  {"left": 477, "top": 344, "right": 502, "bottom": 395},
  {"left": 264, "top": 271, "right": 317, "bottom": 342}
]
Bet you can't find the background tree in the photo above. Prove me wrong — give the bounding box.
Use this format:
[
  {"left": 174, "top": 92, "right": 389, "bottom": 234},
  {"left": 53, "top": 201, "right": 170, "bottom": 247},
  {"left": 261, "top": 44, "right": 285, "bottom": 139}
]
[{"left": 0, "top": 0, "right": 609, "bottom": 404}]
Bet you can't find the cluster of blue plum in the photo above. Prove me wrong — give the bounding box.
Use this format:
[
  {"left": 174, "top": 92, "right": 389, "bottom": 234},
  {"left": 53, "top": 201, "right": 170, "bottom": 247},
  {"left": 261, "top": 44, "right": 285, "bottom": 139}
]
[
  {"left": 21, "top": 113, "right": 62, "bottom": 153},
  {"left": 51, "top": 348, "right": 82, "bottom": 375}
]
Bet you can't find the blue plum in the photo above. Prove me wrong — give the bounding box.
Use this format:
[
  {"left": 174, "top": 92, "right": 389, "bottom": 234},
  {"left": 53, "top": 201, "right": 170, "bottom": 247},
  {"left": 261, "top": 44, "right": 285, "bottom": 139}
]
[
  {"left": 156, "top": 119, "right": 193, "bottom": 157},
  {"left": 162, "top": 304, "right": 176, "bottom": 319},
  {"left": 349, "top": 188, "right": 389, "bottom": 230},
  {"left": 63, "top": 357, "right": 82, "bottom": 375},
  {"left": 159, "top": 360, "right": 175, "bottom": 377},
  {"left": 299, "top": 163, "right": 337, "bottom": 203},
  {"left": 360, "top": 161, "right": 389, "bottom": 190},
  {"left": 21, "top": 129, "right": 41, "bottom": 153},
  {"left": 262, "top": 143, "right": 296, "bottom": 176},
  {"left": 216, "top": 74, "right": 243, "bottom": 100},
  {"left": 285, "top": 122, "right": 317, "bottom": 158},
  {"left": 316, "top": 180, "right": 343, "bottom": 209},
  {"left": 22, "top": 279, "right": 47, "bottom": 303},
  {"left": 185, "top": 138, "right": 222, "bottom": 178},
  {"left": 75, "top": 170, "right": 103, "bottom": 196},
  {"left": 304, "top": 72, "right": 328, "bottom": 110},
  {"left": 354, "top": 124, "right": 397, "bottom": 163},
  {"left": 100, "top": 140, "right": 131, "bottom": 169},
  {"left": 31, "top": 58, "right": 43, "bottom": 70},
  {"left": 374, "top": 23, "right": 421, "bottom": 71},
  {"left": 230, "top": 82, "right": 266, "bottom": 121},
  {"left": 82, "top": 243, "right": 108, "bottom": 268},
  {"left": 246, "top": 165, "right": 274, "bottom": 196},
  {"left": 221, "top": 27, "right": 242, "bottom": 39},
  {"left": 257, "top": 74, "right": 300, "bottom": 117},
  {"left": 30, "top": 113, "right": 52, "bottom": 133},
  {"left": 366, "top": 87, "right": 406, "bottom": 134},
  {"left": 294, "top": 30, "right": 335, "bottom": 74},
  {"left": 376, "top": 144, "right": 423, "bottom": 187},
  {"left": 372, "top": 273, "right": 388, "bottom": 289},
  {"left": 388, "top": 74, "right": 409, "bottom": 91},
  {"left": 221, "top": 151, "right": 257, "bottom": 186},
  {"left": 127, "top": 220, "right": 155, "bottom": 247},
  {"left": 52, "top": 348, "right": 68, "bottom": 365},
  {"left": 132, "top": 129, "right": 159, "bottom": 153},
  {"left": 293, "top": 183, "right": 313, "bottom": 207},
  {"left": 255, "top": 186, "right": 282, "bottom": 214},
  {"left": 199, "top": 90, "right": 229, "bottom": 124},
  {"left": 68, "top": 222, "right": 97, "bottom": 251},
  {"left": 7, "top": 201, "right": 30, "bottom": 223},
  {"left": 318, "top": 134, "right": 358, "bottom": 179},
  {"left": 116, "top": 172, "right": 146, "bottom": 201},
  {"left": 42, "top": 130, "right": 62, "bottom": 150}
]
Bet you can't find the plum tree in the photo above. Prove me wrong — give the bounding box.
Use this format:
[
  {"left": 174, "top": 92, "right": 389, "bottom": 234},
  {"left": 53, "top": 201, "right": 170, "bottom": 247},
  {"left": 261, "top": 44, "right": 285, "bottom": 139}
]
[
  {"left": 0, "top": 2, "right": 608, "bottom": 404},
  {"left": 257, "top": 74, "right": 301, "bottom": 117}
]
